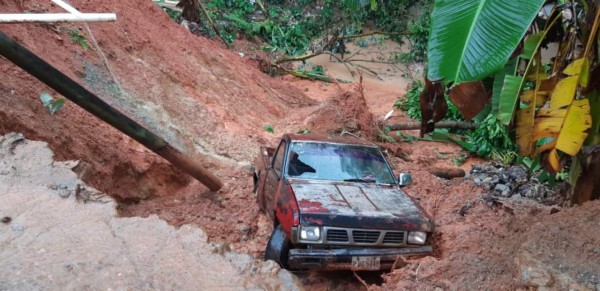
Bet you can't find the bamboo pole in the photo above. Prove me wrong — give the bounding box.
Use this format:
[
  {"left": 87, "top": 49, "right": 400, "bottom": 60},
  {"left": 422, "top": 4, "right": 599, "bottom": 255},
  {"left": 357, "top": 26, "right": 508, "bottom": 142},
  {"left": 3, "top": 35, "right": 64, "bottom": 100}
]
[
  {"left": 0, "top": 13, "right": 116, "bottom": 23},
  {"left": 0, "top": 31, "right": 223, "bottom": 191}
]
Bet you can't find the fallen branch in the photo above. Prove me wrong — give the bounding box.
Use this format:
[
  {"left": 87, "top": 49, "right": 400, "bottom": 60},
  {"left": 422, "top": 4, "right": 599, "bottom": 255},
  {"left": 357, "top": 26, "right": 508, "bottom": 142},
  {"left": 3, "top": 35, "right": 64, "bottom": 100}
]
[
  {"left": 195, "top": 0, "right": 229, "bottom": 46},
  {"left": 285, "top": 69, "right": 350, "bottom": 83},
  {"left": 353, "top": 63, "right": 383, "bottom": 80},
  {"left": 255, "top": 0, "right": 269, "bottom": 18},
  {"left": 275, "top": 50, "right": 323, "bottom": 64},
  {"left": 428, "top": 167, "right": 466, "bottom": 179},
  {"left": 339, "top": 30, "right": 410, "bottom": 40},
  {"left": 346, "top": 58, "right": 399, "bottom": 64},
  {"left": 385, "top": 121, "right": 478, "bottom": 131}
]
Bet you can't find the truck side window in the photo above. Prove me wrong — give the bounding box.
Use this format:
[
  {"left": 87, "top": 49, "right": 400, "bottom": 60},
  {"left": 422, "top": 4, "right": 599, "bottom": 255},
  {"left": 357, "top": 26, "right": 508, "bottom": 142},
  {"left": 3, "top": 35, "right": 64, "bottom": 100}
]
[{"left": 272, "top": 141, "right": 286, "bottom": 176}]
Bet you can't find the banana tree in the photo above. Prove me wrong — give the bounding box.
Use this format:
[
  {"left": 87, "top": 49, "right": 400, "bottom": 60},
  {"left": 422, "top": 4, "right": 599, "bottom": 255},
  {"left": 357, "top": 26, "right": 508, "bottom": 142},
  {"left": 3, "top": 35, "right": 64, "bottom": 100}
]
[
  {"left": 424, "top": 0, "right": 600, "bottom": 203},
  {"left": 422, "top": 0, "right": 545, "bottom": 130}
]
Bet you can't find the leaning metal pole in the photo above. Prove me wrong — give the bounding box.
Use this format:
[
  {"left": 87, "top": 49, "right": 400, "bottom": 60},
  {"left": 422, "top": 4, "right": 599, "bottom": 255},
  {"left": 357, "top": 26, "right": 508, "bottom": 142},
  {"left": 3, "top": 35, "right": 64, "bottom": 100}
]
[{"left": 0, "top": 31, "right": 223, "bottom": 191}]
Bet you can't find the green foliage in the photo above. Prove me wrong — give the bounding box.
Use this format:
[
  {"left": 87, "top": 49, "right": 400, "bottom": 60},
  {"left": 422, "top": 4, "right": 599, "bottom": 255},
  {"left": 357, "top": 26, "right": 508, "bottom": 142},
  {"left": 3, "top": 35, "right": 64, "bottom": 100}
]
[
  {"left": 264, "top": 124, "right": 275, "bottom": 133},
  {"left": 452, "top": 152, "right": 468, "bottom": 166},
  {"left": 464, "top": 114, "right": 517, "bottom": 158},
  {"left": 371, "top": 0, "right": 430, "bottom": 43},
  {"left": 40, "top": 92, "right": 65, "bottom": 115},
  {"left": 491, "top": 150, "right": 518, "bottom": 165},
  {"left": 405, "top": 9, "right": 431, "bottom": 62},
  {"left": 427, "top": 0, "right": 545, "bottom": 84},
  {"left": 394, "top": 80, "right": 423, "bottom": 120},
  {"left": 194, "top": 0, "right": 434, "bottom": 57},
  {"left": 68, "top": 28, "right": 88, "bottom": 51},
  {"left": 378, "top": 126, "right": 396, "bottom": 143}
]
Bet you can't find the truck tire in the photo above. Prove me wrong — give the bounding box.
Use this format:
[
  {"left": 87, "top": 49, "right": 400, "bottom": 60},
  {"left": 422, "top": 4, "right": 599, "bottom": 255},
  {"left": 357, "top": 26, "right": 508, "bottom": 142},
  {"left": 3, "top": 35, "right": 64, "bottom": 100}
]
[{"left": 264, "top": 224, "right": 290, "bottom": 269}]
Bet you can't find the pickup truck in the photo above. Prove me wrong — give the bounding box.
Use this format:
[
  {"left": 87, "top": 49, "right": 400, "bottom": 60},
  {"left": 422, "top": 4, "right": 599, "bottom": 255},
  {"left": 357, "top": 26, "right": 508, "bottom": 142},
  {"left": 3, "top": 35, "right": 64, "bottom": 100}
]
[{"left": 253, "top": 133, "right": 435, "bottom": 271}]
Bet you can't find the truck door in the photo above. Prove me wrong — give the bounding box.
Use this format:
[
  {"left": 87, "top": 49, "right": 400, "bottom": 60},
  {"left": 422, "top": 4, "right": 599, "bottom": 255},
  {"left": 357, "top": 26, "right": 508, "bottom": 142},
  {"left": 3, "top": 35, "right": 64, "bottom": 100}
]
[{"left": 264, "top": 140, "right": 286, "bottom": 221}]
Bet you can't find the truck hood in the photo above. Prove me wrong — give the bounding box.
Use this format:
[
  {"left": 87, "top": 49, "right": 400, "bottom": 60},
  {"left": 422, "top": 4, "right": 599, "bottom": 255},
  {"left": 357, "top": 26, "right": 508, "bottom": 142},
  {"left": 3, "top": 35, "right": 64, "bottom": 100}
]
[{"left": 290, "top": 180, "right": 434, "bottom": 232}]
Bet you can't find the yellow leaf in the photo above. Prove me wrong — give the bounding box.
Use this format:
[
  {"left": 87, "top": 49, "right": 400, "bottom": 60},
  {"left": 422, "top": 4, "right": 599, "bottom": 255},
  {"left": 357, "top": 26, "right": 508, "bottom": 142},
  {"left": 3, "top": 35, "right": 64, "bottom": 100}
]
[
  {"left": 516, "top": 105, "right": 535, "bottom": 156},
  {"left": 546, "top": 149, "right": 561, "bottom": 173},
  {"left": 555, "top": 99, "right": 592, "bottom": 156},
  {"left": 521, "top": 90, "right": 549, "bottom": 106},
  {"left": 563, "top": 58, "right": 586, "bottom": 76},
  {"left": 533, "top": 106, "right": 567, "bottom": 141},
  {"left": 549, "top": 76, "right": 578, "bottom": 110}
]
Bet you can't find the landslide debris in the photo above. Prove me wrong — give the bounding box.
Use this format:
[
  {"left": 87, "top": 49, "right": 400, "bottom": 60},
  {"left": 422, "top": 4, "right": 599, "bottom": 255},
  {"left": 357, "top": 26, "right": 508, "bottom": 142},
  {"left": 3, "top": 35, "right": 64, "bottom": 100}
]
[{"left": 0, "top": 133, "right": 302, "bottom": 290}]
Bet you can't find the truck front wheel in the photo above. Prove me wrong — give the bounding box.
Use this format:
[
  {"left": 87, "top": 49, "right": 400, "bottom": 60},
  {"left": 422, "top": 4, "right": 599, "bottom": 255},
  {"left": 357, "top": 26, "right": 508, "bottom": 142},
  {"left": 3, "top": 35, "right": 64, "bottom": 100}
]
[{"left": 264, "top": 224, "right": 290, "bottom": 269}]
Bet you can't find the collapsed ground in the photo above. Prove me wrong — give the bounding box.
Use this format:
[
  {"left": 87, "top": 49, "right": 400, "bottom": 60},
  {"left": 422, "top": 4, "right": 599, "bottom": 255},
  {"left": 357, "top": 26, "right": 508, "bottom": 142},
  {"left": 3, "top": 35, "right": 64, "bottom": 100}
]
[{"left": 1, "top": 0, "right": 599, "bottom": 289}]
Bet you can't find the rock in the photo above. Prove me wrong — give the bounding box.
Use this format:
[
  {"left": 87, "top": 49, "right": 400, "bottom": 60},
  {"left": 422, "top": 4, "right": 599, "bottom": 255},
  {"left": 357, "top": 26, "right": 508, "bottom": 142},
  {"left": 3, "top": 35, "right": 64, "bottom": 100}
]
[
  {"left": 210, "top": 242, "right": 231, "bottom": 255},
  {"left": 508, "top": 166, "right": 528, "bottom": 183},
  {"left": 277, "top": 269, "right": 303, "bottom": 291},
  {"left": 236, "top": 223, "right": 251, "bottom": 236},
  {"left": 519, "top": 183, "right": 546, "bottom": 199},
  {"left": 258, "top": 260, "right": 280, "bottom": 275},
  {"left": 494, "top": 184, "right": 511, "bottom": 197},
  {"left": 516, "top": 252, "right": 554, "bottom": 288},
  {"left": 10, "top": 224, "right": 25, "bottom": 232},
  {"left": 58, "top": 189, "right": 71, "bottom": 198}
]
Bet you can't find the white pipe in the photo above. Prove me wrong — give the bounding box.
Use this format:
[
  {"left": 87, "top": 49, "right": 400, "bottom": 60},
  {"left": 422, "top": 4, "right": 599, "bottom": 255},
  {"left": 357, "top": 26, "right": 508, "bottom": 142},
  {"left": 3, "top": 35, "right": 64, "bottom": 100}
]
[
  {"left": 51, "top": 0, "right": 82, "bottom": 15},
  {"left": 0, "top": 13, "right": 116, "bottom": 23}
]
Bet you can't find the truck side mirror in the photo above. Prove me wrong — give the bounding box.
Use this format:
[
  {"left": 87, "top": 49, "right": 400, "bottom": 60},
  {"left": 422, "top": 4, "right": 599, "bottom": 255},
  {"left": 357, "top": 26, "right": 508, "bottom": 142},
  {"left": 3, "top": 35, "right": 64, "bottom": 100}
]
[{"left": 398, "top": 172, "right": 412, "bottom": 187}]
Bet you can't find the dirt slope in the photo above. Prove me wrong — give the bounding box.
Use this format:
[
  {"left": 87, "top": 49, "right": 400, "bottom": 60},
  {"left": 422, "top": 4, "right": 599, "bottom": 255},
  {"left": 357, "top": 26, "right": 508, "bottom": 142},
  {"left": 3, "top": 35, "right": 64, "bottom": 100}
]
[{"left": 0, "top": 0, "right": 313, "bottom": 201}]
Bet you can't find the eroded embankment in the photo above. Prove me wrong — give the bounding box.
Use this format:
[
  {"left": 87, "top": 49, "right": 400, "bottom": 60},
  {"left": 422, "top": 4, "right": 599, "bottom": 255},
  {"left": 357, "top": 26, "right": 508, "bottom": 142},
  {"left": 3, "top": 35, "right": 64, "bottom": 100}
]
[{"left": 0, "top": 133, "right": 302, "bottom": 290}]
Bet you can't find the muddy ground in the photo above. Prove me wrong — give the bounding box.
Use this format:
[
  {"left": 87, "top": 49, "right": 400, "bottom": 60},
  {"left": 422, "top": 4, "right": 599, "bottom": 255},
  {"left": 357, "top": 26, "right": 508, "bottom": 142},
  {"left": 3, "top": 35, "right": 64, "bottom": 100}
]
[{"left": 1, "top": 0, "right": 599, "bottom": 290}]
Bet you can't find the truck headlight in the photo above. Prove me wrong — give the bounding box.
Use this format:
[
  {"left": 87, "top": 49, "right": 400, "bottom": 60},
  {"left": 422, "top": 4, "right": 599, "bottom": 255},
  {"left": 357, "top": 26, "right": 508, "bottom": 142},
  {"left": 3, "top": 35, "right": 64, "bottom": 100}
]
[
  {"left": 407, "top": 231, "right": 427, "bottom": 245},
  {"left": 300, "top": 226, "right": 321, "bottom": 241}
]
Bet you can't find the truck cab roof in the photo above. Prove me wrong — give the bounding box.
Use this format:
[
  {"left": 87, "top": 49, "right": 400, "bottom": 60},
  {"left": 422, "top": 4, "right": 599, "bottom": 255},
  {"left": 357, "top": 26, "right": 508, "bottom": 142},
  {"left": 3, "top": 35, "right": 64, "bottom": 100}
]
[{"left": 284, "top": 133, "right": 377, "bottom": 147}]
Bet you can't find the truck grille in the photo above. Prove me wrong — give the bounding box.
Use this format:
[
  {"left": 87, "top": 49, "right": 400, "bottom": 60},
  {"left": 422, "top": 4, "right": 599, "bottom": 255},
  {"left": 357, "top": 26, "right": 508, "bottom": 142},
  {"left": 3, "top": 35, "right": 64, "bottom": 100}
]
[
  {"left": 323, "top": 227, "right": 406, "bottom": 246},
  {"left": 326, "top": 229, "right": 349, "bottom": 242},
  {"left": 383, "top": 232, "right": 405, "bottom": 244},
  {"left": 352, "top": 230, "right": 380, "bottom": 243}
]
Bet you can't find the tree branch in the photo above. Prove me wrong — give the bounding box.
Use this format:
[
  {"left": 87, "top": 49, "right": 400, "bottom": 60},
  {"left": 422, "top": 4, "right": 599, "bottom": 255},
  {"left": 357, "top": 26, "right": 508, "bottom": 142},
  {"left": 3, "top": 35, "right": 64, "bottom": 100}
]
[
  {"left": 195, "top": 0, "right": 229, "bottom": 46},
  {"left": 339, "top": 30, "right": 411, "bottom": 40}
]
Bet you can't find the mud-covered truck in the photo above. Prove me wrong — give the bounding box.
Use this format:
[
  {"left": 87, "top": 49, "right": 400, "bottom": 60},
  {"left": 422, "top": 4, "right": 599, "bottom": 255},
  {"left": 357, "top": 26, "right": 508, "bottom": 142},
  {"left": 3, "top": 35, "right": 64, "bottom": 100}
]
[{"left": 253, "top": 133, "right": 435, "bottom": 270}]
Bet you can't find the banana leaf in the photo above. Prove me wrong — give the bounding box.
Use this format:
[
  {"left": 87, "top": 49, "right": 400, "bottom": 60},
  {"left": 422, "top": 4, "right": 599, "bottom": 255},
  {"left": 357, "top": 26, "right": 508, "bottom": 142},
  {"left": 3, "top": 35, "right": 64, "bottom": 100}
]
[
  {"left": 541, "top": 99, "right": 592, "bottom": 174},
  {"left": 497, "top": 75, "right": 523, "bottom": 125},
  {"left": 516, "top": 55, "right": 547, "bottom": 156},
  {"left": 585, "top": 90, "right": 600, "bottom": 145},
  {"left": 427, "top": 0, "right": 544, "bottom": 84},
  {"left": 491, "top": 58, "right": 518, "bottom": 115}
]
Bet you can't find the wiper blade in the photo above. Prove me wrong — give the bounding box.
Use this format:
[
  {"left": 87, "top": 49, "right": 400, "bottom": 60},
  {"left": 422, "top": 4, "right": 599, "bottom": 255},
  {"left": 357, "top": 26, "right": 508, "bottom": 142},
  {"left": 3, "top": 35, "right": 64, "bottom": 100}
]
[{"left": 343, "top": 178, "right": 376, "bottom": 183}]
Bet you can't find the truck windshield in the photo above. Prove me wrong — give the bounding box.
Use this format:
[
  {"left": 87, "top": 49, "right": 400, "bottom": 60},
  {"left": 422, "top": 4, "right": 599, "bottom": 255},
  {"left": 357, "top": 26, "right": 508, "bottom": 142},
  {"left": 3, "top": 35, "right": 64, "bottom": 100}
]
[{"left": 286, "top": 142, "right": 396, "bottom": 185}]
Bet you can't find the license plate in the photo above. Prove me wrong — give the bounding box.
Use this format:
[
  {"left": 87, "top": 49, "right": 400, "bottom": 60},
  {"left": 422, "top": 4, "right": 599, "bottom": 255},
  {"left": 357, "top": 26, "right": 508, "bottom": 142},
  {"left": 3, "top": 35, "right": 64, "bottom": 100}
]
[{"left": 351, "top": 256, "right": 381, "bottom": 270}]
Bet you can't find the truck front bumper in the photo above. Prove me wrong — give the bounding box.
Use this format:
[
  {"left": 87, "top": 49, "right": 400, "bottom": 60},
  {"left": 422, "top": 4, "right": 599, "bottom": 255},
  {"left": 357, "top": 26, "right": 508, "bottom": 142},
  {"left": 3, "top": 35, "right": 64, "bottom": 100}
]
[{"left": 288, "top": 245, "right": 433, "bottom": 270}]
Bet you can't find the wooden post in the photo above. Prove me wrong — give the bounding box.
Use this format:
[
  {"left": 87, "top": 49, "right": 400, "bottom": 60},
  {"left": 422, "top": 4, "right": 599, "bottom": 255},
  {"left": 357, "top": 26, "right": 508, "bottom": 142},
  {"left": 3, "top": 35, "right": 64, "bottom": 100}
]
[
  {"left": 384, "top": 121, "right": 478, "bottom": 131},
  {"left": 0, "top": 31, "right": 223, "bottom": 191}
]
